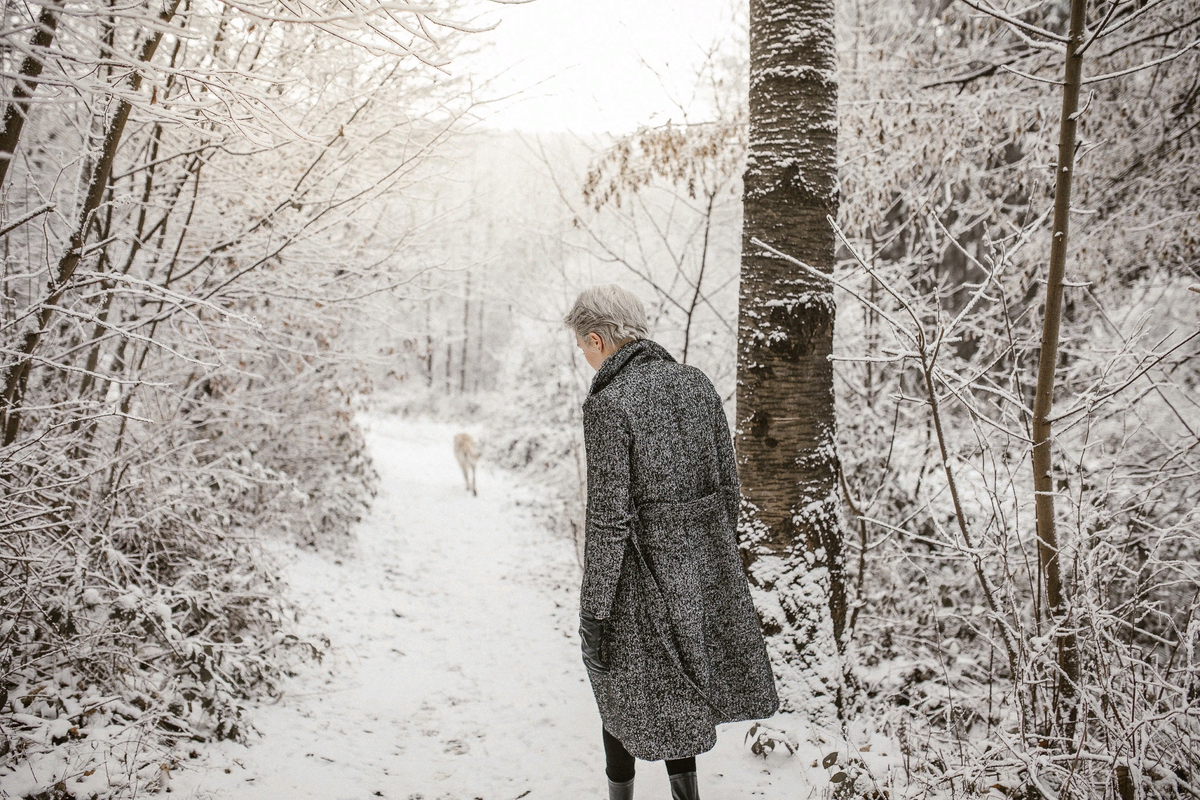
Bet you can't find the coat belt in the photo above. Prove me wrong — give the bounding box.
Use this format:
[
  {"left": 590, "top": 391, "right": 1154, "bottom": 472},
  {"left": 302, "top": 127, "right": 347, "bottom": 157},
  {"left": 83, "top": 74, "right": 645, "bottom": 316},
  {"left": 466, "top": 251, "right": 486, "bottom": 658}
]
[{"left": 635, "top": 489, "right": 725, "bottom": 526}]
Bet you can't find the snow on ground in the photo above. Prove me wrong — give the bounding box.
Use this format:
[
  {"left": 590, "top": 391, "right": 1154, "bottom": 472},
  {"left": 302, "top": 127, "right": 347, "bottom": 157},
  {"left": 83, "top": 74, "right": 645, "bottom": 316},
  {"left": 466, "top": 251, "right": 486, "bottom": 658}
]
[{"left": 174, "top": 416, "right": 822, "bottom": 800}]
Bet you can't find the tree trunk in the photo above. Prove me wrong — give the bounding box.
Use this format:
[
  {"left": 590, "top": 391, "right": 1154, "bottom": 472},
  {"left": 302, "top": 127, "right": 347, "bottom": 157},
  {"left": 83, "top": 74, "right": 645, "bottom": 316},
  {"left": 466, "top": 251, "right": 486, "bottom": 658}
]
[
  {"left": 425, "top": 282, "right": 434, "bottom": 387},
  {"left": 461, "top": 271, "right": 471, "bottom": 393},
  {"left": 737, "top": 0, "right": 846, "bottom": 723},
  {"left": 0, "top": 3, "right": 59, "bottom": 192},
  {"left": 74, "top": 126, "right": 186, "bottom": 443},
  {"left": 1, "top": 0, "right": 182, "bottom": 446},
  {"left": 1030, "top": 0, "right": 1085, "bottom": 744},
  {"left": 682, "top": 192, "right": 716, "bottom": 366},
  {"left": 475, "top": 286, "right": 485, "bottom": 392},
  {"left": 444, "top": 330, "right": 452, "bottom": 393}
]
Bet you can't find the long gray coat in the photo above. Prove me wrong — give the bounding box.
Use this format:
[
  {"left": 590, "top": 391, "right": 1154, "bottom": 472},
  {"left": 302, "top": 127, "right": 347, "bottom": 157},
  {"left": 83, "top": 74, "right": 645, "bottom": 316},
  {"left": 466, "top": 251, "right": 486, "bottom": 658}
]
[{"left": 580, "top": 339, "right": 779, "bottom": 761}]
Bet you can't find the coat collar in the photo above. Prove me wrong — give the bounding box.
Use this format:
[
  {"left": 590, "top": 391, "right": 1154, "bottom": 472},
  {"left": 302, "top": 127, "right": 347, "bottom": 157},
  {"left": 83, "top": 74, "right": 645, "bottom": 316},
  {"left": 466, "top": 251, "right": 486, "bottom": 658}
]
[{"left": 588, "top": 338, "right": 676, "bottom": 396}]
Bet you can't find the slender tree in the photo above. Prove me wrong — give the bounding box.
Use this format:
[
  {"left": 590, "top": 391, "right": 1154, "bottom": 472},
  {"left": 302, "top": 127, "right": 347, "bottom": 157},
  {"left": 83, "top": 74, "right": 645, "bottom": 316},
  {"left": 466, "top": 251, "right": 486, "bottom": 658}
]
[
  {"left": 737, "top": 0, "right": 846, "bottom": 722},
  {"left": 0, "top": 0, "right": 183, "bottom": 445},
  {"left": 0, "top": 3, "right": 59, "bottom": 192},
  {"left": 461, "top": 270, "right": 471, "bottom": 393},
  {"left": 1030, "top": 0, "right": 1086, "bottom": 742}
]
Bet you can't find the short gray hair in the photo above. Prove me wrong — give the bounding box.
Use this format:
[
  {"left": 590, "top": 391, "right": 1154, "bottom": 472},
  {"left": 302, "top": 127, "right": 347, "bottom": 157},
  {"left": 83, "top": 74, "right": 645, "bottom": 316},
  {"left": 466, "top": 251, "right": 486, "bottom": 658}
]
[{"left": 564, "top": 284, "right": 649, "bottom": 349}]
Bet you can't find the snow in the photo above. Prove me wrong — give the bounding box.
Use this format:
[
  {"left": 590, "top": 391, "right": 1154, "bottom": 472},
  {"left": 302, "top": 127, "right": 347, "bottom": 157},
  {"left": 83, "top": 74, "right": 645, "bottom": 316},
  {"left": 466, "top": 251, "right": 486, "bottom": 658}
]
[{"left": 168, "top": 416, "right": 824, "bottom": 800}]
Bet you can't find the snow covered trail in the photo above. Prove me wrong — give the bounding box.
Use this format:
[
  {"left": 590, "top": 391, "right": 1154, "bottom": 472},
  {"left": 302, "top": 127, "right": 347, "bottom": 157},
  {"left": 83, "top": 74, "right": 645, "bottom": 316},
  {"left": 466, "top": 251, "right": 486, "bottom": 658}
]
[{"left": 178, "top": 416, "right": 815, "bottom": 800}]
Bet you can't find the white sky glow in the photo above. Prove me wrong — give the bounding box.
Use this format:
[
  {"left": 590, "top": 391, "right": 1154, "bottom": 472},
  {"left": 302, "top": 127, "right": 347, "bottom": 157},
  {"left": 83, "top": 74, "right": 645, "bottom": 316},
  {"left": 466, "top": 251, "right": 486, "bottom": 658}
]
[{"left": 456, "top": 0, "right": 739, "bottom": 134}]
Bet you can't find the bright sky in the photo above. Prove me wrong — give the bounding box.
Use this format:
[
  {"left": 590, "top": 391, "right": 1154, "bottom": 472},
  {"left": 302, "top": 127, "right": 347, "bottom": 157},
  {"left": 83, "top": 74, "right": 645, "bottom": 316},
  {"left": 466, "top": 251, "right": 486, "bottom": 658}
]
[{"left": 455, "top": 0, "right": 740, "bottom": 134}]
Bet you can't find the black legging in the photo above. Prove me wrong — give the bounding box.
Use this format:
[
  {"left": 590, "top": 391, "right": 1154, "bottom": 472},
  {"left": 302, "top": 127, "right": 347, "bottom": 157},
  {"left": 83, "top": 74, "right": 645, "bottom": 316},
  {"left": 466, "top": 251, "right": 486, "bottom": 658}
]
[{"left": 603, "top": 728, "right": 696, "bottom": 782}]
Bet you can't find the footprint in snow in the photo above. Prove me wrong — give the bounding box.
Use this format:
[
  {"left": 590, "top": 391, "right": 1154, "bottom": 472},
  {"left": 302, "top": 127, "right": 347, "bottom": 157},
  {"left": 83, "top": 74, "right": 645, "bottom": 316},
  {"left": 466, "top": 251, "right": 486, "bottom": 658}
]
[{"left": 442, "top": 739, "right": 469, "bottom": 755}]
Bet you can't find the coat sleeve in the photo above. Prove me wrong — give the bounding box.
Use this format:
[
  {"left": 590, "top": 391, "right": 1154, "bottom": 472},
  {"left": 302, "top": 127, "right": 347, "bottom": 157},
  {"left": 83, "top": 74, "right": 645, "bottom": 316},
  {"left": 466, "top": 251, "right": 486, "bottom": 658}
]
[
  {"left": 580, "top": 392, "right": 634, "bottom": 621},
  {"left": 711, "top": 391, "right": 742, "bottom": 528}
]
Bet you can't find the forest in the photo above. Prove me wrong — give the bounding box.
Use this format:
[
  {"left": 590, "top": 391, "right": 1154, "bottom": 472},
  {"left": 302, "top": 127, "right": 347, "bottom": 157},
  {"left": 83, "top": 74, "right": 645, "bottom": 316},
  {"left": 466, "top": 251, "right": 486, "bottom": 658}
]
[{"left": 0, "top": 0, "right": 1197, "bottom": 797}]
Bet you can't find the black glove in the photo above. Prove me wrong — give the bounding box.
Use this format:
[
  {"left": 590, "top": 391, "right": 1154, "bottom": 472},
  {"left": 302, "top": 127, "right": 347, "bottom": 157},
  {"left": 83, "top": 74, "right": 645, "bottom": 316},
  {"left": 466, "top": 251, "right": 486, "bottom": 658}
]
[{"left": 579, "top": 611, "right": 610, "bottom": 674}]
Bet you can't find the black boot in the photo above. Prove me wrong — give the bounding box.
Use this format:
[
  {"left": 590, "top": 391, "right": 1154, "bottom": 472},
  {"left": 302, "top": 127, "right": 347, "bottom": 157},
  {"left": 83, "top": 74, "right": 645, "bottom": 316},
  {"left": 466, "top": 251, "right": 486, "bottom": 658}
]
[
  {"left": 608, "top": 776, "right": 634, "bottom": 800},
  {"left": 669, "top": 771, "right": 699, "bottom": 800}
]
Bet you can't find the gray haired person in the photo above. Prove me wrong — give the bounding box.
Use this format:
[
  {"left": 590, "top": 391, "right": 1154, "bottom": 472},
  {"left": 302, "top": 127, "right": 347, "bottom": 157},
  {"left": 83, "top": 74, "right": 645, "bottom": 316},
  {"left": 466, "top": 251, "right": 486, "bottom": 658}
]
[{"left": 565, "top": 285, "right": 779, "bottom": 800}]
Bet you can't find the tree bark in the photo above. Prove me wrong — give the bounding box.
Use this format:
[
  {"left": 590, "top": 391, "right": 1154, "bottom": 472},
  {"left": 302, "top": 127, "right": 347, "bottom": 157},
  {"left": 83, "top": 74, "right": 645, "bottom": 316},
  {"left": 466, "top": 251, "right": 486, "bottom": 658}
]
[
  {"left": 1, "top": 0, "right": 182, "bottom": 446},
  {"left": 1030, "top": 0, "right": 1085, "bottom": 744},
  {"left": 737, "top": 0, "right": 846, "bottom": 722},
  {"left": 0, "top": 4, "right": 60, "bottom": 193}
]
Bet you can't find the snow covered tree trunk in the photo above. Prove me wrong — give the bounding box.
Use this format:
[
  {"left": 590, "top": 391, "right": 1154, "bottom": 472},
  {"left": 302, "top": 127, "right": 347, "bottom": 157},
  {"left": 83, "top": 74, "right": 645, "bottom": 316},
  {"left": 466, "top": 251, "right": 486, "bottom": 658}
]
[
  {"left": 0, "top": 0, "right": 182, "bottom": 446},
  {"left": 737, "top": 0, "right": 846, "bottom": 723},
  {"left": 0, "top": 3, "right": 59, "bottom": 193},
  {"left": 1031, "top": 0, "right": 1086, "bottom": 744}
]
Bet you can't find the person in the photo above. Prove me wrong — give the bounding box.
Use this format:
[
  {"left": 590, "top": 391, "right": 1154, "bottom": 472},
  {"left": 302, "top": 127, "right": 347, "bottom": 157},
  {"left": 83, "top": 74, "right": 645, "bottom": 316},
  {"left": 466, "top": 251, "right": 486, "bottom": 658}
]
[{"left": 564, "top": 285, "right": 780, "bottom": 800}]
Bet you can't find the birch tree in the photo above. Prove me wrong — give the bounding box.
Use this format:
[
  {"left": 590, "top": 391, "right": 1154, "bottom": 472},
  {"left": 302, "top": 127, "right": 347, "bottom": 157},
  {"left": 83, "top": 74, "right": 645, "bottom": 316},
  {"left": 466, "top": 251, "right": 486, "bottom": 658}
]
[{"left": 738, "top": 0, "right": 846, "bottom": 724}]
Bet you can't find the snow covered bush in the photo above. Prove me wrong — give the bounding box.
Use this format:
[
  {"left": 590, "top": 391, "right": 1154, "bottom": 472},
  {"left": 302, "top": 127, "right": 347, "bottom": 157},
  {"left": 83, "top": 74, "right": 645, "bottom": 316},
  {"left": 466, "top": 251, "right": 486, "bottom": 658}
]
[
  {"left": 0, "top": 306, "right": 379, "bottom": 792},
  {"left": 829, "top": 0, "right": 1200, "bottom": 794},
  {"left": 0, "top": 0, "right": 483, "bottom": 793}
]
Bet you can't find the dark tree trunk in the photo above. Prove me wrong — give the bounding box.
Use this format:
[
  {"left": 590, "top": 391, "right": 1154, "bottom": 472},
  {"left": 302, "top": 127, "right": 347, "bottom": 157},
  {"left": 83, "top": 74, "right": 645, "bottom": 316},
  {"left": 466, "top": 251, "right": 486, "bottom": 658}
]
[
  {"left": 461, "top": 271, "right": 471, "bottom": 394},
  {"left": 425, "top": 285, "right": 434, "bottom": 387},
  {"left": 0, "top": 4, "right": 59, "bottom": 192},
  {"left": 682, "top": 192, "right": 716, "bottom": 366},
  {"left": 1, "top": 0, "right": 182, "bottom": 445},
  {"left": 475, "top": 286, "right": 485, "bottom": 392},
  {"left": 1031, "top": 0, "right": 1085, "bottom": 744},
  {"left": 736, "top": 0, "right": 846, "bottom": 722}
]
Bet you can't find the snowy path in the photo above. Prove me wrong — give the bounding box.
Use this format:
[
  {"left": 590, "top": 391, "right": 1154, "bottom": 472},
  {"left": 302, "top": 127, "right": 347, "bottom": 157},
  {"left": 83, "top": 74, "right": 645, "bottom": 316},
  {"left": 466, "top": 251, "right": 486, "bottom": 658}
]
[{"left": 178, "top": 416, "right": 812, "bottom": 800}]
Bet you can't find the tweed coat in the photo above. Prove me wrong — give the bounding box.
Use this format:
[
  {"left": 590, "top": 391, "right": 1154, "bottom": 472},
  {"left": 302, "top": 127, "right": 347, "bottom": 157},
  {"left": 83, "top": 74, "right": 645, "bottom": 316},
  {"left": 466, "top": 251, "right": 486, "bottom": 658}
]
[{"left": 580, "top": 338, "right": 779, "bottom": 761}]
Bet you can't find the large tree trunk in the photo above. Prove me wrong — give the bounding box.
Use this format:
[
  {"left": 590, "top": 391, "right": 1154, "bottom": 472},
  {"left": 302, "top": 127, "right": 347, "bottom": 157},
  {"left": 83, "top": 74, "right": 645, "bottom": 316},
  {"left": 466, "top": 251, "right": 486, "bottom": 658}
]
[
  {"left": 1030, "top": 0, "right": 1085, "bottom": 745},
  {"left": 737, "top": 0, "right": 846, "bottom": 723}
]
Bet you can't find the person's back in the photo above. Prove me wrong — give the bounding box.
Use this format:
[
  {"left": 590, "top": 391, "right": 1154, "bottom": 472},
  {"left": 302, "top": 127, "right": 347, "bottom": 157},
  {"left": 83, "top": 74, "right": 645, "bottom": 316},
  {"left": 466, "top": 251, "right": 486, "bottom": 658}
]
[
  {"left": 588, "top": 353, "right": 727, "bottom": 508},
  {"left": 565, "top": 284, "right": 779, "bottom": 800}
]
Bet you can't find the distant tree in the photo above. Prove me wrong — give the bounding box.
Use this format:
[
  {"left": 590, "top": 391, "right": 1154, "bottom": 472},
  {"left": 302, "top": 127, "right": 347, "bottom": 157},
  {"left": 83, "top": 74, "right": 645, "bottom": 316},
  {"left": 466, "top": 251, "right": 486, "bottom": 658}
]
[{"left": 737, "top": 0, "right": 846, "bottom": 723}]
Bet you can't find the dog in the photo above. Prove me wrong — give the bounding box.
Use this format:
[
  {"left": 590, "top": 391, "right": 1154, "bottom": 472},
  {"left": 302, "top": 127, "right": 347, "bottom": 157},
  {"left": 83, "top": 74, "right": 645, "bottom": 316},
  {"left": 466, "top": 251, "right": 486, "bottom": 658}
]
[{"left": 453, "top": 433, "right": 480, "bottom": 496}]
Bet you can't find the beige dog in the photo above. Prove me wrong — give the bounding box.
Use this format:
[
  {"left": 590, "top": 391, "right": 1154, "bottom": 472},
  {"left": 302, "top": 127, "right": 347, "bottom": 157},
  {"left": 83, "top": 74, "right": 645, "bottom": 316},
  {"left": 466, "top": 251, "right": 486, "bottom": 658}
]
[{"left": 453, "top": 433, "right": 480, "bottom": 496}]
